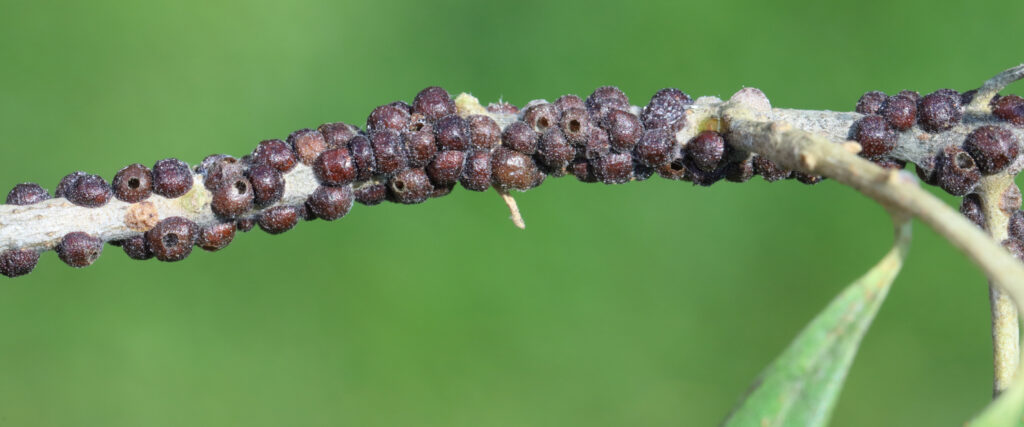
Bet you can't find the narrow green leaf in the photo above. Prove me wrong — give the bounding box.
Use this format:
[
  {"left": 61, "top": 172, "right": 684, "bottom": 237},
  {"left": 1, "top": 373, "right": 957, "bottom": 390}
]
[
  {"left": 969, "top": 364, "right": 1024, "bottom": 426},
  {"left": 723, "top": 221, "right": 910, "bottom": 427}
]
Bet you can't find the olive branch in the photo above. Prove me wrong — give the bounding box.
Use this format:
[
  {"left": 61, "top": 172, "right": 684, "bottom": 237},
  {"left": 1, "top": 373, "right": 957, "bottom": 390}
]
[{"left": 2, "top": 63, "right": 1023, "bottom": 425}]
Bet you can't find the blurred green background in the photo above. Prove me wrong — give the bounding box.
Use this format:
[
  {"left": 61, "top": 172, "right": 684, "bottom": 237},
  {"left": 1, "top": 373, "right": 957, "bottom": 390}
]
[{"left": 1, "top": 0, "right": 1022, "bottom": 425}]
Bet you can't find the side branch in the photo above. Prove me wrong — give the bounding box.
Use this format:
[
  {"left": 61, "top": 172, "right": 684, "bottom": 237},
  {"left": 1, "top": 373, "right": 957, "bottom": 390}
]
[
  {"left": 724, "top": 112, "right": 1024, "bottom": 311},
  {"left": 970, "top": 63, "right": 1024, "bottom": 111}
]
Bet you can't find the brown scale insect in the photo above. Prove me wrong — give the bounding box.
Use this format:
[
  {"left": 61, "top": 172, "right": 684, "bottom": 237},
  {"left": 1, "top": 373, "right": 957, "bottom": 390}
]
[
  {"left": 522, "top": 103, "right": 560, "bottom": 133},
  {"left": 367, "top": 104, "right": 411, "bottom": 132},
  {"left": 58, "top": 172, "right": 112, "bottom": 207},
  {"left": 753, "top": 156, "right": 792, "bottom": 182},
  {"left": 918, "top": 90, "right": 963, "bottom": 133},
  {"left": 306, "top": 185, "right": 354, "bottom": 220},
  {"left": 0, "top": 249, "right": 39, "bottom": 277},
  {"left": 960, "top": 194, "right": 986, "bottom": 230},
  {"left": 460, "top": 151, "right": 492, "bottom": 192},
  {"left": 347, "top": 135, "right": 377, "bottom": 181},
  {"left": 467, "top": 115, "right": 501, "bottom": 151},
  {"left": 57, "top": 232, "right": 103, "bottom": 268},
  {"left": 152, "top": 158, "right": 193, "bottom": 198},
  {"left": 426, "top": 150, "right": 466, "bottom": 187},
  {"left": 634, "top": 128, "right": 675, "bottom": 167},
  {"left": 121, "top": 235, "right": 153, "bottom": 260},
  {"left": 196, "top": 222, "right": 236, "bottom": 252},
  {"left": 146, "top": 217, "right": 197, "bottom": 262},
  {"left": 434, "top": 114, "right": 471, "bottom": 151},
  {"left": 686, "top": 131, "right": 726, "bottom": 172},
  {"left": 412, "top": 86, "right": 456, "bottom": 121},
  {"left": 855, "top": 91, "right": 887, "bottom": 114},
  {"left": 993, "top": 95, "right": 1024, "bottom": 126},
  {"left": 404, "top": 127, "right": 438, "bottom": 168},
  {"left": 369, "top": 130, "right": 407, "bottom": 176},
  {"left": 247, "top": 164, "right": 286, "bottom": 207},
  {"left": 491, "top": 147, "right": 544, "bottom": 191},
  {"left": 388, "top": 168, "right": 434, "bottom": 204},
  {"left": 253, "top": 139, "right": 298, "bottom": 172},
  {"left": 641, "top": 88, "right": 691, "bottom": 130},
  {"left": 289, "top": 129, "right": 329, "bottom": 165},
  {"left": 318, "top": 123, "right": 361, "bottom": 149},
  {"left": 355, "top": 183, "right": 388, "bottom": 206},
  {"left": 852, "top": 115, "right": 896, "bottom": 158},
  {"left": 559, "top": 108, "right": 593, "bottom": 145},
  {"left": 502, "top": 121, "right": 539, "bottom": 155},
  {"left": 536, "top": 129, "right": 575, "bottom": 172},
  {"left": 879, "top": 95, "right": 917, "bottom": 131},
  {"left": 603, "top": 109, "right": 643, "bottom": 151},
  {"left": 112, "top": 164, "right": 153, "bottom": 203},
  {"left": 313, "top": 148, "right": 358, "bottom": 187},
  {"left": 258, "top": 206, "right": 300, "bottom": 235},
  {"left": 593, "top": 152, "right": 634, "bottom": 184},
  {"left": 211, "top": 176, "right": 255, "bottom": 219},
  {"left": 963, "top": 126, "right": 1019, "bottom": 175},
  {"left": 6, "top": 183, "right": 51, "bottom": 205},
  {"left": 554, "top": 94, "right": 585, "bottom": 111},
  {"left": 935, "top": 145, "right": 981, "bottom": 196}
]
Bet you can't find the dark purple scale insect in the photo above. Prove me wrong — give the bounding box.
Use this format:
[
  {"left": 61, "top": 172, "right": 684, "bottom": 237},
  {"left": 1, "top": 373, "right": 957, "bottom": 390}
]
[
  {"left": 467, "top": 115, "right": 501, "bottom": 151},
  {"left": 306, "top": 185, "right": 354, "bottom": 220},
  {"left": 522, "top": 103, "right": 560, "bottom": 133},
  {"left": 934, "top": 145, "right": 981, "bottom": 196},
  {"left": 152, "top": 158, "right": 193, "bottom": 198},
  {"left": 559, "top": 108, "right": 593, "bottom": 145},
  {"left": 355, "top": 183, "right": 388, "bottom": 206},
  {"left": 685, "top": 131, "right": 726, "bottom": 172},
  {"left": 434, "top": 115, "right": 471, "bottom": 151},
  {"left": 412, "top": 86, "right": 456, "bottom": 121},
  {"left": 426, "top": 150, "right": 466, "bottom": 187},
  {"left": 502, "top": 121, "right": 539, "bottom": 155},
  {"left": 0, "top": 249, "right": 39, "bottom": 277},
  {"left": 258, "top": 206, "right": 300, "bottom": 234},
  {"left": 112, "top": 164, "right": 153, "bottom": 203},
  {"left": 196, "top": 223, "right": 235, "bottom": 252},
  {"left": 460, "top": 151, "right": 492, "bottom": 192},
  {"left": 593, "top": 152, "right": 634, "bottom": 185},
  {"left": 634, "top": 128, "right": 675, "bottom": 167},
  {"left": 56, "top": 232, "right": 103, "bottom": 268},
  {"left": 253, "top": 139, "right": 298, "bottom": 172},
  {"left": 918, "top": 90, "right": 962, "bottom": 133},
  {"left": 388, "top": 168, "right": 434, "bottom": 204},
  {"left": 855, "top": 91, "right": 887, "bottom": 114},
  {"left": 6, "top": 183, "right": 51, "bottom": 205},
  {"left": 491, "top": 147, "right": 544, "bottom": 191},
  {"left": 367, "top": 104, "right": 411, "bottom": 132},
  {"left": 642, "top": 88, "right": 691, "bottom": 130},
  {"left": 369, "top": 130, "right": 407, "bottom": 176},
  {"left": 289, "top": 129, "right": 329, "bottom": 165},
  {"left": 58, "top": 172, "right": 112, "bottom": 207},
  {"left": 852, "top": 115, "right": 896, "bottom": 158},
  {"left": 146, "top": 217, "right": 198, "bottom": 262},
  {"left": 404, "top": 128, "right": 437, "bottom": 168}
]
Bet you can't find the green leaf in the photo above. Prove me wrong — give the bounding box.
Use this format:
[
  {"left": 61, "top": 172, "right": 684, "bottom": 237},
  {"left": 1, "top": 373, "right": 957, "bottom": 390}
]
[
  {"left": 969, "top": 369, "right": 1024, "bottom": 426},
  {"left": 723, "top": 221, "right": 910, "bottom": 427}
]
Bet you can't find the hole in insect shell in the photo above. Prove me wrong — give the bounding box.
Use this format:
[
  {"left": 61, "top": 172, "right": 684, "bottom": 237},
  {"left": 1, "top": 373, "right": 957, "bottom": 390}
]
[{"left": 955, "top": 152, "right": 975, "bottom": 169}]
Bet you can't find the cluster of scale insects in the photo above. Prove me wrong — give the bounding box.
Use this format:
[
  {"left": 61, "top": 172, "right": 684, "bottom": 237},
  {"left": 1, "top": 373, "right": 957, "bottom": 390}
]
[
  {"left": 1, "top": 85, "right": 1024, "bottom": 278},
  {"left": 852, "top": 88, "right": 1024, "bottom": 260}
]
